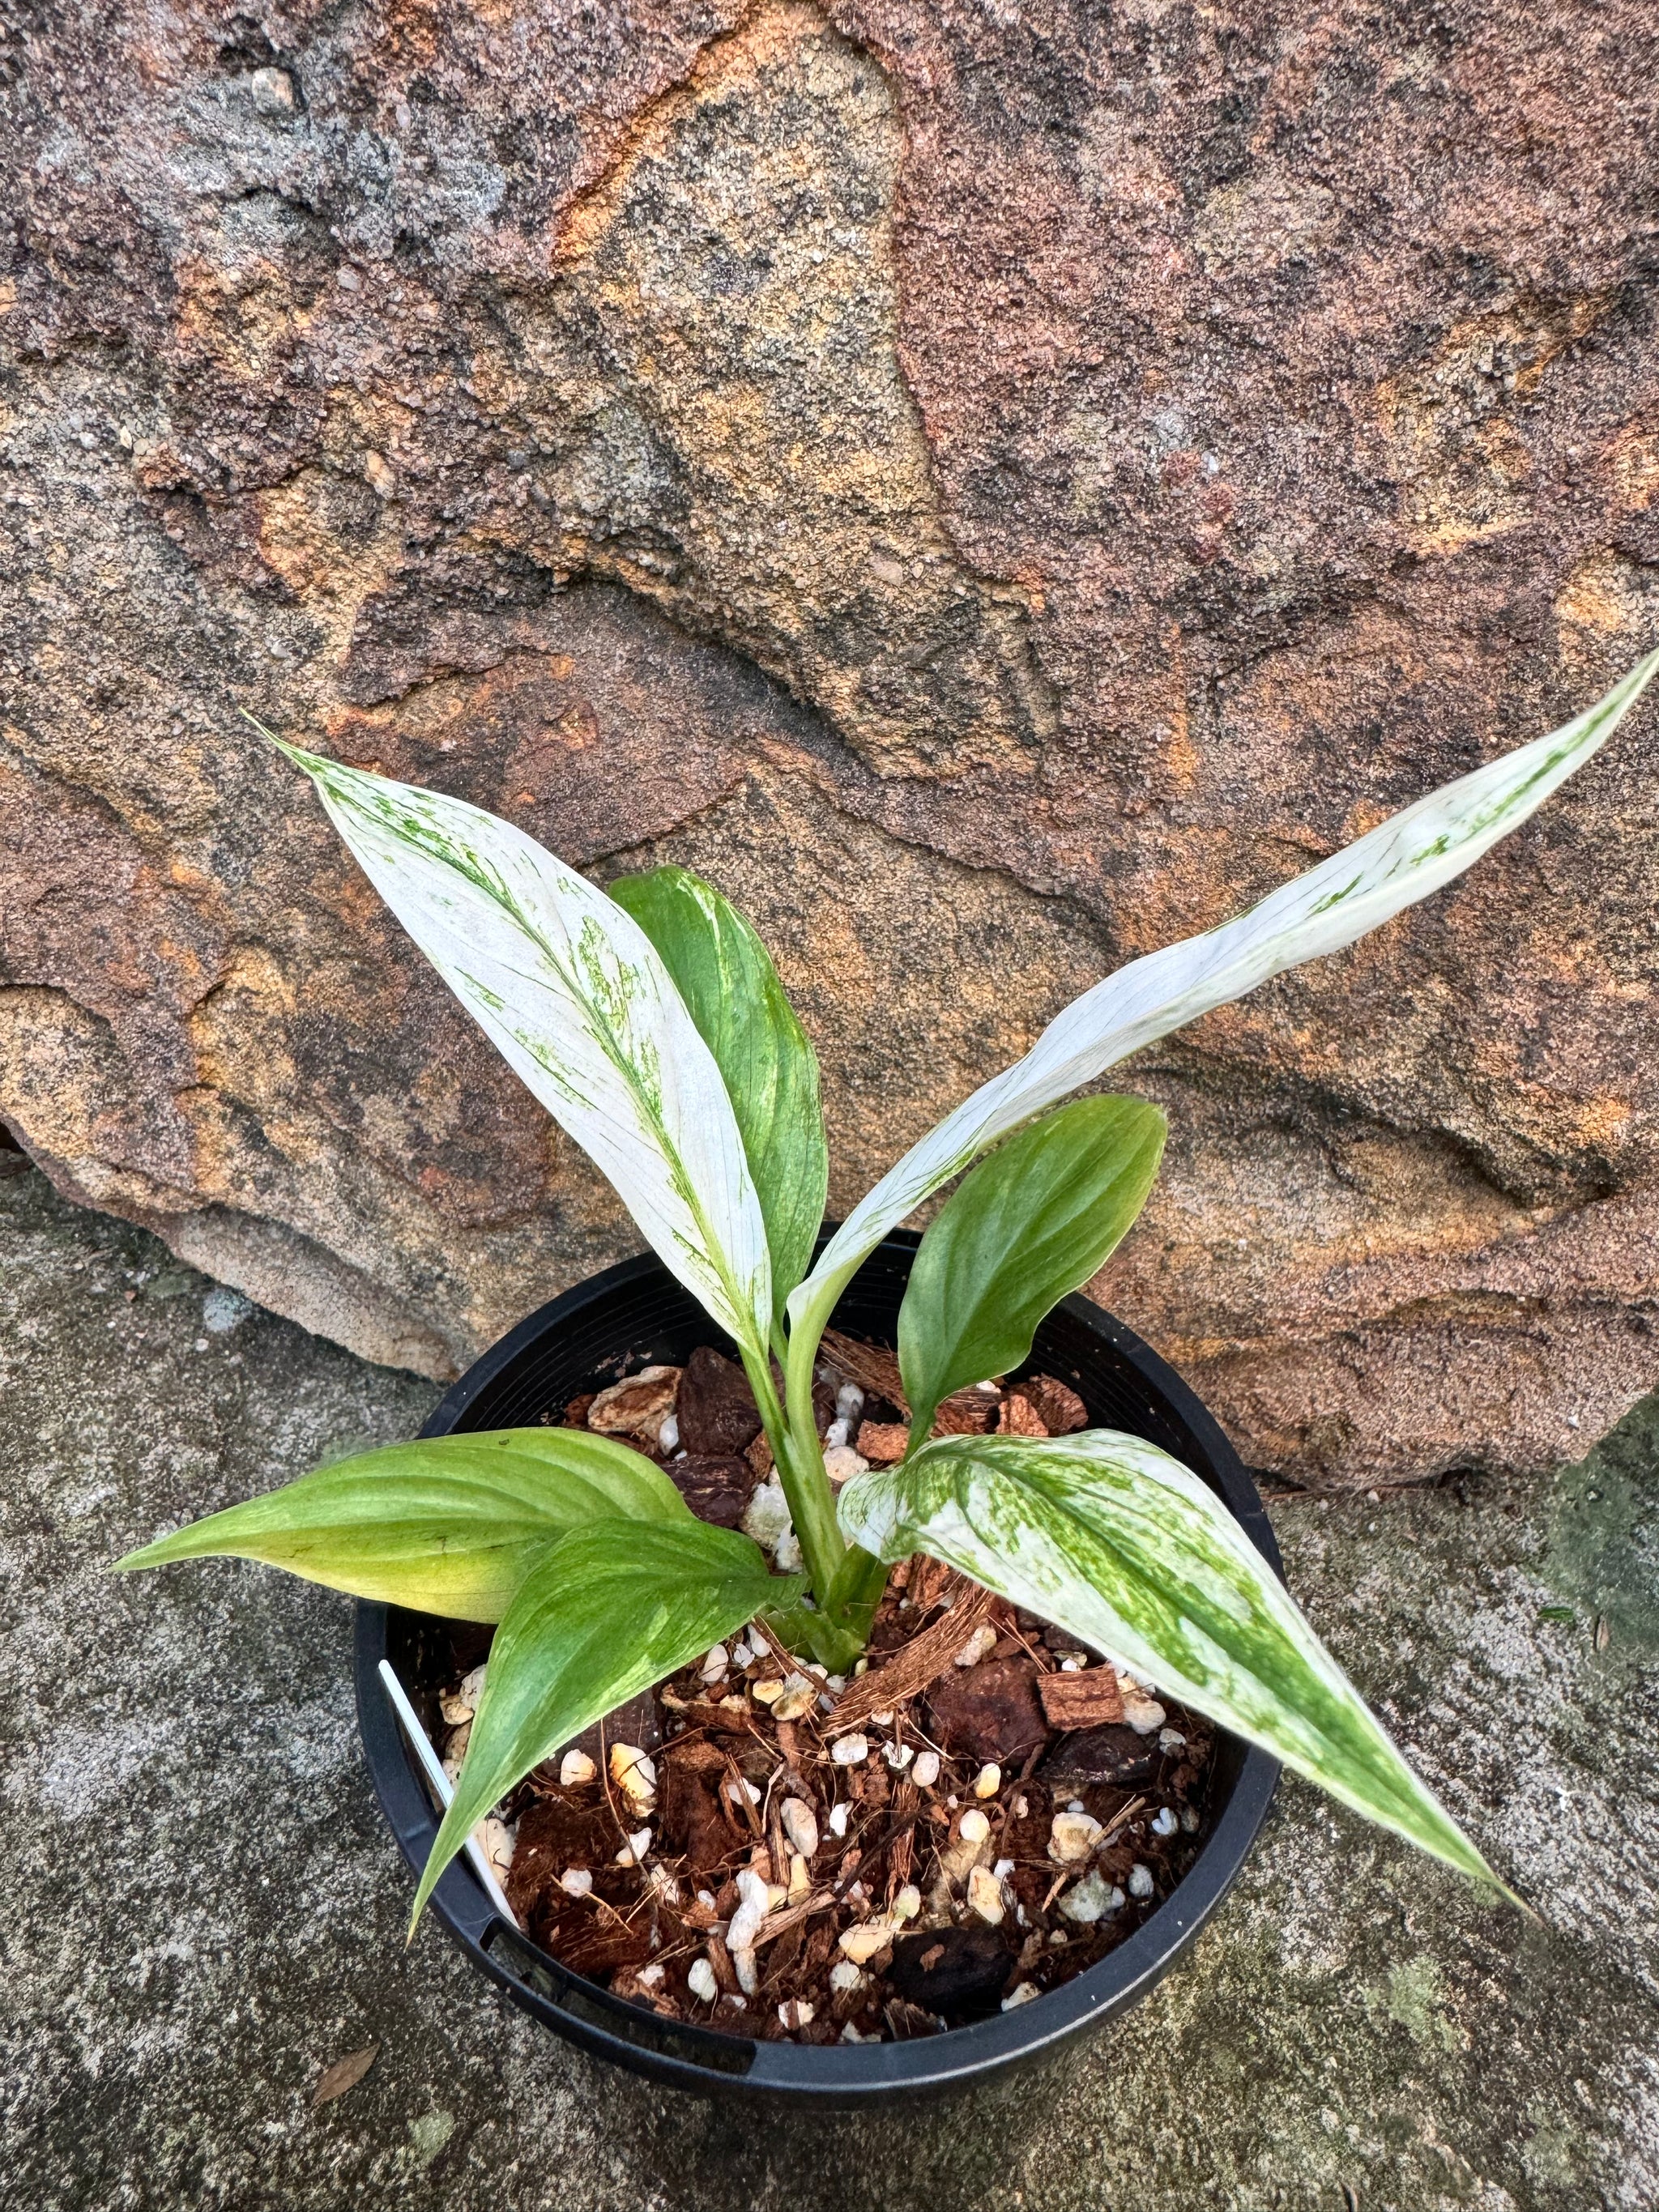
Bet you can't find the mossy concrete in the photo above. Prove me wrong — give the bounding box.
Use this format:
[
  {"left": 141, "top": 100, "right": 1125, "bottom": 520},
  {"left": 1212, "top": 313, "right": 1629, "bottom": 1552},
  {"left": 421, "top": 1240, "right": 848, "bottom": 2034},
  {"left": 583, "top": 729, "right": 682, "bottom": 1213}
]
[{"left": 3, "top": 1163, "right": 1657, "bottom": 2211}]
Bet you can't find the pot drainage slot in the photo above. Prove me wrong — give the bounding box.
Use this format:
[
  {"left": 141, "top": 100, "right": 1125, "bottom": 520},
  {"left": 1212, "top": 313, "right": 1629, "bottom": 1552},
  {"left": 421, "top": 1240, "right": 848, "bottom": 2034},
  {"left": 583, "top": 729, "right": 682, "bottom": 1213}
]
[{"left": 483, "top": 1923, "right": 757, "bottom": 2076}]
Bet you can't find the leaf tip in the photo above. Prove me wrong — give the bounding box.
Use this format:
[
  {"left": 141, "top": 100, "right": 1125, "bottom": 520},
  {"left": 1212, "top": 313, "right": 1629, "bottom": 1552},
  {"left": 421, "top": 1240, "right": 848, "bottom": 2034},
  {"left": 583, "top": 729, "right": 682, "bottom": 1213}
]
[
  {"left": 1422, "top": 1814, "right": 1529, "bottom": 1912},
  {"left": 1484, "top": 1866, "right": 1537, "bottom": 1920},
  {"left": 109, "top": 1532, "right": 177, "bottom": 1575},
  {"left": 239, "top": 705, "right": 292, "bottom": 753},
  {"left": 406, "top": 1877, "right": 435, "bottom": 1946},
  {"left": 239, "top": 705, "right": 333, "bottom": 777}
]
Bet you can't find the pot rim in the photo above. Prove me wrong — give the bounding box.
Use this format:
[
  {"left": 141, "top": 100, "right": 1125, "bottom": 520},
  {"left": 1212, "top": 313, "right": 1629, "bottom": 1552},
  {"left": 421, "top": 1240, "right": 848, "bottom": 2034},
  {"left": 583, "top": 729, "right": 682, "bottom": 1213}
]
[{"left": 355, "top": 1231, "right": 1280, "bottom": 2104}]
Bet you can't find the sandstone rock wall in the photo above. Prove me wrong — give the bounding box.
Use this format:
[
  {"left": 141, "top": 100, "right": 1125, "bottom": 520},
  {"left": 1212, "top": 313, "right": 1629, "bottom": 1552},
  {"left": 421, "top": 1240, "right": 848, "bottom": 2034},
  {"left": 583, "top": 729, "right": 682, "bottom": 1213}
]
[{"left": 4, "top": 0, "right": 1658, "bottom": 1482}]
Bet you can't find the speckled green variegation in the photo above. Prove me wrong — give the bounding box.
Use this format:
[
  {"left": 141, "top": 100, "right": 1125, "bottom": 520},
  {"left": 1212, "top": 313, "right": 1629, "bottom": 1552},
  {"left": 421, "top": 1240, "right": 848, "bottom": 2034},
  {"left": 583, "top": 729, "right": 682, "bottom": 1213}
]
[
  {"left": 838, "top": 1430, "right": 1511, "bottom": 1893},
  {"left": 264, "top": 734, "right": 773, "bottom": 1360},
  {"left": 787, "top": 651, "right": 1659, "bottom": 1355}
]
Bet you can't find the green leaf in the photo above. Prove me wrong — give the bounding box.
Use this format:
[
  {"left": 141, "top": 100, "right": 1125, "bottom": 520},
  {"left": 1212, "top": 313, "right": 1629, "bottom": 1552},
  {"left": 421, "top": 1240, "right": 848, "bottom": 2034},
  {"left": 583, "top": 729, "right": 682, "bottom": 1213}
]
[
  {"left": 258, "top": 729, "right": 772, "bottom": 1361},
  {"left": 759, "top": 1599, "right": 867, "bottom": 1676},
  {"left": 413, "top": 1519, "right": 800, "bottom": 1925},
  {"left": 898, "top": 1095, "right": 1166, "bottom": 1442},
  {"left": 789, "top": 651, "right": 1659, "bottom": 1353},
  {"left": 760, "top": 1540, "right": 889, "bottom": 1672},
  {"left": 838, "top": 1431, "right": 1512, "bottom": 1895},
  {"left": 610, "top": 866, "right": 828, "bottom": 1325},
  {"left": 114, "top": 1429, "right": 691, "bottom": 1622}
]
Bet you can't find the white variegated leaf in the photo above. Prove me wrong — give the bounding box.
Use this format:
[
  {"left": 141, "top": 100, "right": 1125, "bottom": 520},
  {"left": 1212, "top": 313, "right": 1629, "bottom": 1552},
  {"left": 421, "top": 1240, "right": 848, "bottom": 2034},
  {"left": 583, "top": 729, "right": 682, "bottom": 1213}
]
[
  {"left": 271, "top": 738, "right": 771, "bottom": 1354},
  {"left": 838, "top": 1430, "right": 1511, "bottom": 1892},
  {"left": 790, "top": 651, "right": 1659, "bottom": 1341}
]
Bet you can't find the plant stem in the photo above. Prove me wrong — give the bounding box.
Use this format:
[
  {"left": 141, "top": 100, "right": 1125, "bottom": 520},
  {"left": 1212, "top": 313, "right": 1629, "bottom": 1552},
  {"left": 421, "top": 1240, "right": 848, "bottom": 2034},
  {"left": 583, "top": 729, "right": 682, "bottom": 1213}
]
[
  {"left": 783, "top": 1279, "right": 834, "bottom": 1473},
  {"left": 754, "top": 1281, "right": 894, "bottom": 1660},
  {"left": 823, "top": 1542, "right": 889, "bottom": 1648},
  {"left": 738, "top": 1344, "right": 845, "bottom": 1607}
]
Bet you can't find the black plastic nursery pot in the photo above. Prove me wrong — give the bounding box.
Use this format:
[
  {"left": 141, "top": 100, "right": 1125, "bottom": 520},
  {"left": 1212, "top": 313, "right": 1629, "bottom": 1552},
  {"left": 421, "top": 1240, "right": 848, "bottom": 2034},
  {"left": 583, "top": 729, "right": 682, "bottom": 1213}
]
[{"left": 355, "top": 1230, "right": 1282, "bottom": 2107}]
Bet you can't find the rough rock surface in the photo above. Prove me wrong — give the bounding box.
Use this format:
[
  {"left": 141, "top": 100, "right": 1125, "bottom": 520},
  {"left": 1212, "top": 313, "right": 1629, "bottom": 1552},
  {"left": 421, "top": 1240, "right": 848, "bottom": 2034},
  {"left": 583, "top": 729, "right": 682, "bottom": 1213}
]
[
  {"left": 6, "top": 1165, "right": 1659, "bottom": 2208},
  {"left": 5, "top": 3, "right": 1659, "bottom": 1481}
]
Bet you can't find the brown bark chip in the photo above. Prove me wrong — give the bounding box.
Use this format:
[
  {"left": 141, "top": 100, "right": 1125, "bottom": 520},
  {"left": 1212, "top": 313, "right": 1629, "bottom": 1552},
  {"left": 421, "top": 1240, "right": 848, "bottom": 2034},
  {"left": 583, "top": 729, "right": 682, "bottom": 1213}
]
[
  {"left": 821, "top": 1328, "right": 908, "bottom": 1412},
  {"left": 926, "top": 1656, "right": 1051, "bottom": 1766},
  {"left": 855, "top": 1421, "right": 910, "bottom": 1464},
  {"left": 1017, "top": 1375, "right": 1089, "bottom": 1434},
  {"left": 1038, "top": 1669, "right": 1126, "bottom": 1729},
  {"left": 659, "top": 1741, "right": 741, "bottom": 1871},
  {"left": 830, "top": 1583, "right": 997, "bottom": 1731},
  {"left": 586, "top": 1366, "right": 680, "bottom": 1435},
  {"left": 820, "top": 1334, "right": 1000, "bottom": 1436},
  {"left": 907, "top": 1556, "right": 959, "bottom": 1617},
  {"left": 932, "top": 1389, "right": 1000, "bottom": 1435},
  {"left": 997, "top": 1392, "right": 1050, "bottom": 1437},
  {"left": 744, "top": 1430, "right": 774, "bottom": 1477},
  {"left": 676, "top": 1345, "right": 763, "bottom": 1455}
]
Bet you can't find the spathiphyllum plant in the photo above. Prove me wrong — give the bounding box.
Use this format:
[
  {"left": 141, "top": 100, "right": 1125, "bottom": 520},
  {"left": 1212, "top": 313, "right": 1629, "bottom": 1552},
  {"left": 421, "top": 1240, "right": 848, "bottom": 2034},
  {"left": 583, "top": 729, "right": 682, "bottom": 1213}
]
[{"left": 120, "top": 652, "right": 1659, "bottom": 1932}]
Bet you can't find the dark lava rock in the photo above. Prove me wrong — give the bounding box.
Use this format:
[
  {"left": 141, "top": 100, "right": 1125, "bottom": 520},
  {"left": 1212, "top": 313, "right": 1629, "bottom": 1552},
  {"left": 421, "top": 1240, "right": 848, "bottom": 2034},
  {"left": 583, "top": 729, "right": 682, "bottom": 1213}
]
[
  {"left": 926, "top": 1656, "right": 1051, "bottom": 1765},
  {"left": 1043, "top": 1723, "right": 1158, "bottom": 1791},
  {"left": 666, "top": 1451, "right": 757, "bottom": 1528},
  {"left": 676, "top": 1346, "right": 763, "bottom": 1456},
  {"left": 887, "top": 1924, "right": 1014, "bottom": 2020},
  {"left": 1043, "top": 1622, "right": 1098, "bottom": 1656}
]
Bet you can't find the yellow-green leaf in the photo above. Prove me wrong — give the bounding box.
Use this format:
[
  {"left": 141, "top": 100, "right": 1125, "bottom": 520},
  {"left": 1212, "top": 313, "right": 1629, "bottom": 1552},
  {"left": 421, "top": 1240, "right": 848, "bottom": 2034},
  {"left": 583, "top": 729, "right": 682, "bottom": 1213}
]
[{"left": 114, "top": 1428, "right": 690, "bottom": 1622}]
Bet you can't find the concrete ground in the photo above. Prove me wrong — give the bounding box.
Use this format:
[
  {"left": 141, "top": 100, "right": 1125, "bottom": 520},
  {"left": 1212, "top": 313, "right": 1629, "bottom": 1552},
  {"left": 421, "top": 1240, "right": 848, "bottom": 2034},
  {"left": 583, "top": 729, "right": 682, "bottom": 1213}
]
[{"left": 3, "top": 1161, "right": 1657, "bottom": 2211}]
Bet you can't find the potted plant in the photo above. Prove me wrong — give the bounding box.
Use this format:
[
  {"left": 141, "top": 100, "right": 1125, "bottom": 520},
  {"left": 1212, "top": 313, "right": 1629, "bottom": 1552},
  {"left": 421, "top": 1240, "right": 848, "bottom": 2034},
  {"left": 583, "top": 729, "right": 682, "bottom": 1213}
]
[{"left": 120, "top": 650, "right": 1657, "bottom": 2099}]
